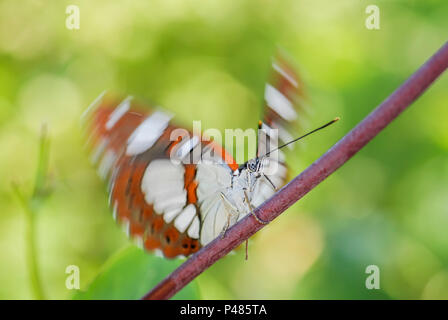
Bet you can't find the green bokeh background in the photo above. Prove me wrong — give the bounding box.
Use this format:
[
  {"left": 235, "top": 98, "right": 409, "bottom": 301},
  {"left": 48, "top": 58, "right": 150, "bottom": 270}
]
[{"left": 0, "top": 0, "right": 447, "bottom": 299}]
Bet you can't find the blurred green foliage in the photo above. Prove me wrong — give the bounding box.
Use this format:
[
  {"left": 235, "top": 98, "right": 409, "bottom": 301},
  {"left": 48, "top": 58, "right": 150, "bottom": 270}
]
[
  {"left": 73, "top": 245, "right": 199, "bottom": 300},
  {"left": 0, "top": 0, "right": 447, "bottom": 299}
]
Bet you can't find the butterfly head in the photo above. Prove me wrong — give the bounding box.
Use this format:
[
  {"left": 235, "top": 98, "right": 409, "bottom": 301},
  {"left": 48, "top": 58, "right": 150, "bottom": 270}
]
[{"left": 246, "top": 157, "right": 262, "bottom": 174}]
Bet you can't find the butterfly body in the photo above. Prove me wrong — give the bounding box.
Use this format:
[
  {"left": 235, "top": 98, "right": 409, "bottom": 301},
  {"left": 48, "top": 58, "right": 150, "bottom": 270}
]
[{"left": 198, "top": 162, "right": 267, "bottom": 239}]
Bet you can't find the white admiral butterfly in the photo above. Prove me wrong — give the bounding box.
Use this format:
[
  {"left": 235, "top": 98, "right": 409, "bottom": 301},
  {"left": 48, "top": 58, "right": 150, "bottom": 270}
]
[{"left": 82, "top": 52, "right": 335, "bottom": 258}]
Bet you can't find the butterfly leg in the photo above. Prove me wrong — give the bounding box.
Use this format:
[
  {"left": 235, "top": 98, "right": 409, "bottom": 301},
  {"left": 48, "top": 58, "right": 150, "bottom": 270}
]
[
  {"left": 261, "top": 173, "right": 277, "bottom": 191},
  {"left": 219, "top": 192, "right": 239, "bottom": 239},
  {"left": 244, "top": 189, "right": 269, "bottom": 225}
]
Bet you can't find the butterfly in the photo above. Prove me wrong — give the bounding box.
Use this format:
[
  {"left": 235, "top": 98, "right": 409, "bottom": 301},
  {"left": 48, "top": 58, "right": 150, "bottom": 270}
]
[{"left": 82, "top": 52, "right": 315, "bottom": 259}]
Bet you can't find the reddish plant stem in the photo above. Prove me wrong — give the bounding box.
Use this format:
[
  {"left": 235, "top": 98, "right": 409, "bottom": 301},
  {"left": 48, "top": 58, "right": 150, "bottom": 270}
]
[{"left": 143, "top": 41, "right": 448, "bottom": 300}]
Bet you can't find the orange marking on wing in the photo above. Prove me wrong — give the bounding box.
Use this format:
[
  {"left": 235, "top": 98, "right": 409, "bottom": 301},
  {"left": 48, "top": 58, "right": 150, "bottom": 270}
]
[
  {"left": 187, "top": 181, "right": 198, "bottom": 204},
  {"left": 207, "top": 141, "right": 238, "bottom": 171},
  {"left": 163, "top": 246, "right": 183, "bottom": 258},
  {"left": 179, "top": 238, "right": 200, "bottom": 256},
  {"left": 90, "top": 107, "right": 112, "bottom": 141},
  {"left": 129, "top": 203, "right": 154, "bottom": 238},
  {"left": 184, "top": 164, "right": 198, "bottom": 204},
  {"left": 129, "top": 218, "right": 145, "bottom": 237},
  {"left": 184, "top": 164, "right": 195, "bottom": 182},
  {"left": 162, "top": 227, "right": 184, "bottom": 258},
  {"left": 142, "top": 206, "right": 154, "bottom": 221},
  {"left": 144, "top": 235, "right": 161, "bottom": 251},
  {"left": 189, "top": 239, "right": 200, "bottom": 254},
  {"left": 116, "top": 158, "right": 153, "bottom": 238},
  {"left": 151, "top": 216, "right": 164, "bottom": 233},
  {"left": 105, "top": 111, "right": 145, "bottom": 153},
  {"left": 111, "top": 166, "right": 133, "bottom": 222},
  {"left": 164, "top": 226, "right": 180, "bottom": 244},
  {"left": 129, "top": 162, "right": 146, "bottom": 207}
]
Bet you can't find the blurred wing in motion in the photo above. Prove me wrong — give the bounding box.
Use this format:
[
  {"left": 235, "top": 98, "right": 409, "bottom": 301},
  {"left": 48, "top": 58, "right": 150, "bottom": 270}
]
[
  {"left": 253, "top": 51, "right": 309, "bottom": 207},
  {"left": 83, "top": 93, "right": 238, "bottom": 258}
]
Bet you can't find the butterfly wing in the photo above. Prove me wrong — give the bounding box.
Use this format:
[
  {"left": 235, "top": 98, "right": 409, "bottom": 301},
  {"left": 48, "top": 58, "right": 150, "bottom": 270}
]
[
  {"left": 253, "top": 51, "right": 308, "bottom": 207},
  {"left": 84, "top": 93, "right": 239, "bottom": 258}
]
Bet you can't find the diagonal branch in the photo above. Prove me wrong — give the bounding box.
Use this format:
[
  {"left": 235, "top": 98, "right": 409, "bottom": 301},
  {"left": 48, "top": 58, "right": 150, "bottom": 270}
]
[{"left": 142, "top": 41, "right": 448, "bottom": 300}]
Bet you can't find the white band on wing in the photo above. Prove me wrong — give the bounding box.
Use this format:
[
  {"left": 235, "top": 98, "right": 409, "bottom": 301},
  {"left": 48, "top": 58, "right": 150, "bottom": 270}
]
[
  {"left": 106, "top": 96, "right": 132, "bottom": 130},
  {"left": 265, "top": 84, "right": 297, "bottom": 121},
  {"left": 126, "top": 110, "right": 173, "bottom": 156}
]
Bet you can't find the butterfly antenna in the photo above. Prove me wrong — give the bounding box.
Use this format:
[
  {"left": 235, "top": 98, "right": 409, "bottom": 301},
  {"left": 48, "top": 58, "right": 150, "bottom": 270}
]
[{"left": 263, "top": 117, "right": 340, "bottom": 157}]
